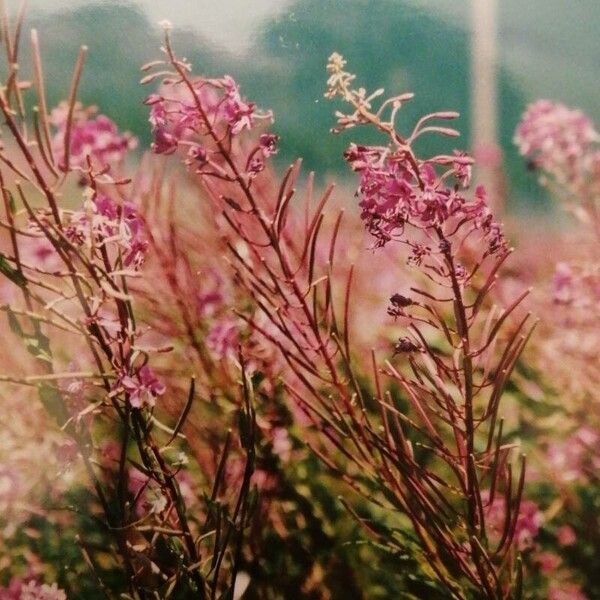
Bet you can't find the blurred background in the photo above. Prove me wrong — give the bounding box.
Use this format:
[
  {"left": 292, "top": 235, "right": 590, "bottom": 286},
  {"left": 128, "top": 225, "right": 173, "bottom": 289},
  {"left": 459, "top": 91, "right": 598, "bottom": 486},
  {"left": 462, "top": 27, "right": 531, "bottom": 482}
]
[{"left": 8, "top": 0, "right": 600, "bottom": 207}]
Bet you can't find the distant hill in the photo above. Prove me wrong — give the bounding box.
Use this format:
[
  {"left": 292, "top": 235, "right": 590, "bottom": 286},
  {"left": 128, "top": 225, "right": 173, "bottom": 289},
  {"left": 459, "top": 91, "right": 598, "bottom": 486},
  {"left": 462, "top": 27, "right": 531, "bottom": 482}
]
[{"left": 13, "top": 0, "right": 599, "bottom": 207}]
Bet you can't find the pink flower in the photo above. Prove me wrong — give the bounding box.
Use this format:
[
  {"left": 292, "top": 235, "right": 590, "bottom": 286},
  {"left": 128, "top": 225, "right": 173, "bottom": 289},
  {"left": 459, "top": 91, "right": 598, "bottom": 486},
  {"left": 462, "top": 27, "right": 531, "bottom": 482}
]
[
  {"left": 119, "top": 365, "right": 166, "bottom": 409},
  {"left": 515, "top": 100, "right": 599, "bottom": 183},
  {"left": 19, "top": 235, "right": 61, "bottom": 273},
  {"left": 94, "top": 193, "right": 119, "bottom": 219},
  {"left": 271, "top": 427, "right": 292, "bottom": 463},
  {"left": 513, "top": 500, "right": 544, "bottom": 550},
  {"left": 206, "top": 318, "right": 239, "bottom": 360},
  {"left": 84, "top": 299, "right": 122, "bottom": 340},
  {"left": 146, "top": 75, "right": 272, "bottom": 160},
  {"left": 151, "top": 126, "right": 179, "bottom": 155},
  {"left": 123, "top": 238, "right": 147, "bottom": 269},
  {"left": 535, "top": 551, "right": 561, "bottom": 575},
  {"left": 51, "top": 103, "right": 136, "bottom": 171},
  {"left": 145, "top": 94, "right": 168, "bottom": 128},
  {"left": 19, "top": 581, "right": 67, "bottom": 600},
  {"left": 145, "top": 80, "right": 220, "bottom": 148},
  {"left": 548, "top": 582, "right": 588, "bottom": 600},
  {"left": 483, "top": 492, "right": 543, "bottom": 551},
  {"left": 556, "top": 525, "right": 577, "bottom": 546},
  {"left": 546, "top": 427, "right": 600, "bottom": 483},
  {"left": 68, "top": 194, "right": 147, "bottom": 270},
  {"left": 0, "top": 576, "right": 25, "bottom": 599},
  {"left": 221, "top": 75, "right": 256, "bottom": 134},
  {"left": 185, "top": 144, "right": 209, "bottom": 170},
  {"left": 222, "top": 97, "right": 255, "bottom": 135},
  {"left": 259, "top": 133, "right": 279, "bottom": 158},
  {"left": 146, "top": 89, "right": 198, "bottom": 155},
  {"left": 343, "top": 143, "right": 504, "bottom": 254},
  {"left": 552, "top": 262, "right": 574, "bottom": 304},
  {"left": 247, "top": 156, "right": 265, "bottom": 178}
]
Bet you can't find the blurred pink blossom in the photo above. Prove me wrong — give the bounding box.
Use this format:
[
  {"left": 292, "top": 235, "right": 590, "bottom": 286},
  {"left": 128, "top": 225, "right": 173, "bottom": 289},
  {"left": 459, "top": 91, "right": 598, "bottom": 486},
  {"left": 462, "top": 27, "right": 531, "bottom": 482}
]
[
  {"left": 119, "top": 365, "right": 166, "bottom": 409},
  {"left": 556, "top": 525, "right": 577, "bottom": 546},
  {"left": 552, "top": 262, "right": 575, "bottom": 304},
  {"left": 50, "top": 102, "right": 136, "bottom": 171},
  {"left": 19, "top": 581, "right": 66, "bottom": 600},
  {"left": 547, "top": 427, "right": 600, "bottom": 483},
  {"left": 483, "top": 493, "right": 543, "bottom": 551},
  {"left": 271, "top": 427, "right": 292, "bottom": 463},
  {"left": 535, "top": 550, "right": 561, "bottom": 575},
  {"left": 19, "top": 235, "right": 61, "bottom": 273},
  {"left": 206, "top": 318, "right": 239, "bottom": 360},
  {"left": 548, "top": 582, "right": 588, "bottom": 600},
  {"left": 515, "top": 100, "right": 599, "bottom": 184}
]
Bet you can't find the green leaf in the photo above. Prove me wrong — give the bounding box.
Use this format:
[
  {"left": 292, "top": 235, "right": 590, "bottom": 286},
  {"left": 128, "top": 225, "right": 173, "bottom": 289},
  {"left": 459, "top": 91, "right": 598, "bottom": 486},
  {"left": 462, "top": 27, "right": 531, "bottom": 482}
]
[
  {"left": 6, "top": 308, "right": 24, "bottom": 336},
  {"left": 0, "top": 253, "right": 27, "bottom": 288},
  {"left": 5, "top": 307, "right": 53, "bottom": 363},
  {"left": 5, "top": 189, "right": 16, "bottom": 215},
  {"left": 39, "top": 383, "right": 70, "bottom": 427},
  {"left": 25, "top": 330, "right": 53, "bottom": 363},
  {"left": 512, "top": 555, "right": 524, "bottom": 600}
]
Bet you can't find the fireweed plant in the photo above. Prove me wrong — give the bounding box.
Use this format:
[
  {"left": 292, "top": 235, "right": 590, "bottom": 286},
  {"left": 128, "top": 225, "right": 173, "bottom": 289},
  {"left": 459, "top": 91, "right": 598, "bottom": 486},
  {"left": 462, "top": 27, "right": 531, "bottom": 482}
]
[
  {"left": 0, "top": 13, "right": 257, "bottom": 600},
  {"left": 323, "top": 54, "right": 535, "bottom": 598}
]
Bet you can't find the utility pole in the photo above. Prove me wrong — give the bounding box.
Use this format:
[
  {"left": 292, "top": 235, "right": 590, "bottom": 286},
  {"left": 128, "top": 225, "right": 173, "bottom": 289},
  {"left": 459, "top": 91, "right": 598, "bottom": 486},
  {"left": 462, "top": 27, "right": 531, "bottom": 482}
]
[{"left": 471, "top": 0, "right": 503, "bottom": 210}]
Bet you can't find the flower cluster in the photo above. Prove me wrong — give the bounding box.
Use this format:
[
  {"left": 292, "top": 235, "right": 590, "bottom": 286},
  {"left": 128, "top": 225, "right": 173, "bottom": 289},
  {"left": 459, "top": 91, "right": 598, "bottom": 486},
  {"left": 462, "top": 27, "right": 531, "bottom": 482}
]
[
  {"left": 551, "top": 261, "right": 600, "bottom": 310},
  {"left": 515, "top": 102, "right": 600, "bottom": 412},
  {"left": 515, "top": 100, "right": 600, "bottom": 184},
  {"left": 0, "top": 580, "right": 66, "bottom": 600},
  {"left": 484, "top": 493, "right": 543, "bottom": 551},
  {"left": 546, "top": 427, "right": 600, "bottom": 484},
  {"left": 145, "top": 83, "right": 217, "bottom": 155},
  {"left": 117, "top": 365, "right": 166, "bottom": 409},
  {"left": 19, "top": 582, "right": 66, "bottom": 600},
  {"left": 66, "top": 190, "right": 147, "bottom": 269},
  {"left": 206, "top": 318, "right": 239, "bottom": 360},
  {"left": 548, "top": 583, "right": 588, "bottom": 600},
  {"left": 344, "top": 143, "right": 503, "bottom": 253},
  {"left": 51, "top": 101, "right": 137, "bottom": 172},
  {"left": 145, "top": 70, "right": 274, "bottom": 182},
  {"left": 328, "top": 50, "right": 506, "bottom": 260}
]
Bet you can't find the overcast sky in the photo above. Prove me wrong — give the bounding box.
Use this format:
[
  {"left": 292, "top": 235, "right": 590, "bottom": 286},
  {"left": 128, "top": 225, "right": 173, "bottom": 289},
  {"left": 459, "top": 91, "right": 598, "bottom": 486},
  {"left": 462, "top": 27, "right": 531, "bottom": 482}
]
[{"left": 19, "top": 0, "right": 295, "bottom": 53}]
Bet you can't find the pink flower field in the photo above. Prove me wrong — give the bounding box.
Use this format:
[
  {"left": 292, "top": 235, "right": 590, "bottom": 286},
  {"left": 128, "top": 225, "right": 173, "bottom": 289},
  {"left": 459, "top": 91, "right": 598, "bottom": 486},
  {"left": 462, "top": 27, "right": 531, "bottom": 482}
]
[{"left": 1, "top": 4, "right": 600, "bottom": 599}]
